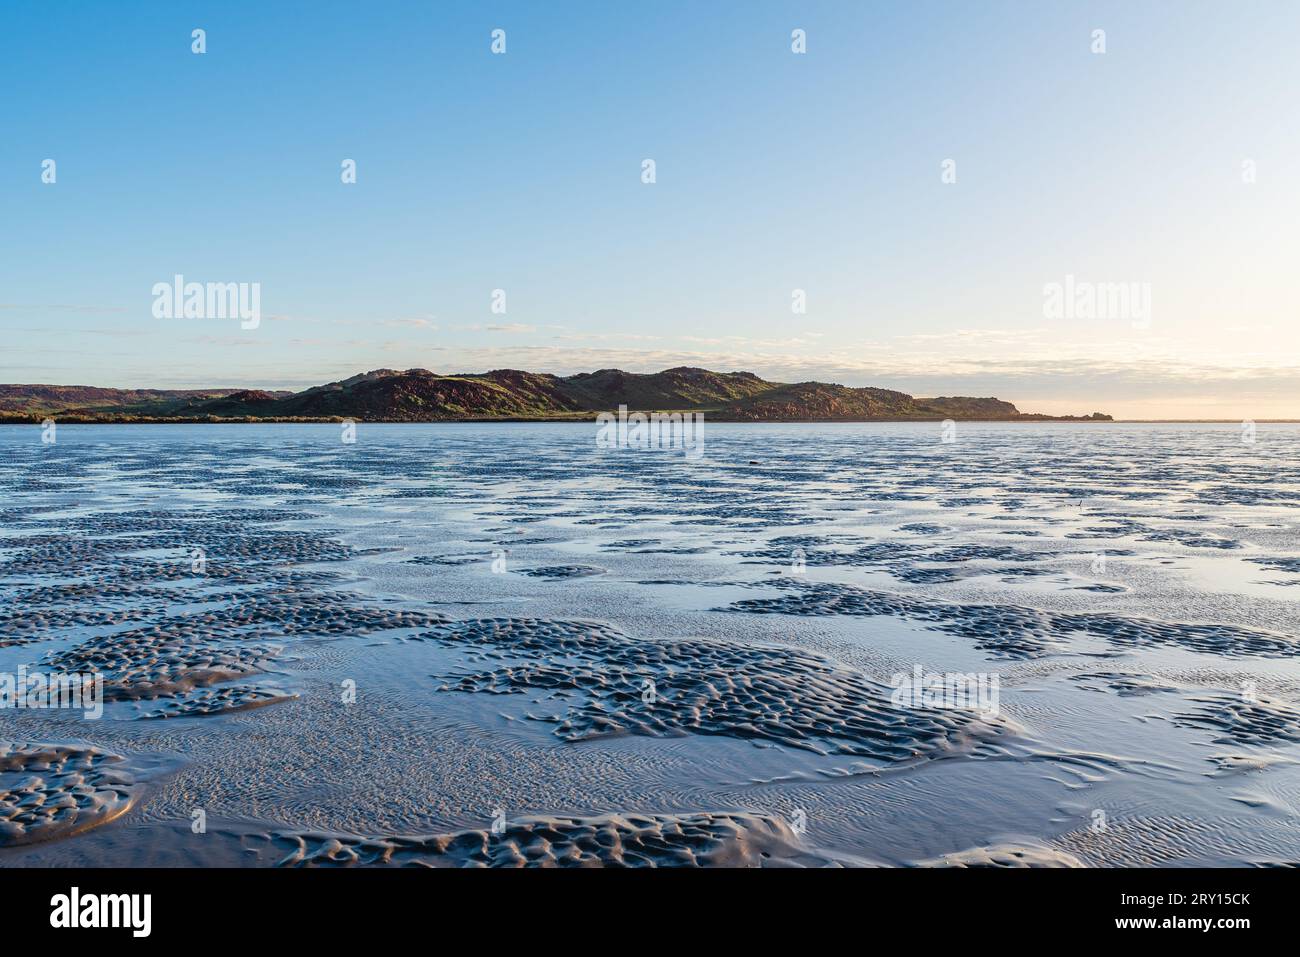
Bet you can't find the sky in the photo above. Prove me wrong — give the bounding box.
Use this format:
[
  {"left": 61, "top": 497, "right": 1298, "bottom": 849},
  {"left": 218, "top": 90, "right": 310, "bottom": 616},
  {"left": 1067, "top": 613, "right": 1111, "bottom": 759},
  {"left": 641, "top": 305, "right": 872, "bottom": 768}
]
[{"left": 2, "top": 0, "right": 1298, "bottom": 419}]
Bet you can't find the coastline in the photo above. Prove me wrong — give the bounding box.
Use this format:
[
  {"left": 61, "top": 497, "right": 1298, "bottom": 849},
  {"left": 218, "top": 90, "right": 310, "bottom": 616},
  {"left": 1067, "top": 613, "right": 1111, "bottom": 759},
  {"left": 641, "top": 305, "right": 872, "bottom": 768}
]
[{"left": 1, "top": 416, "right": 1293, "bottom": 425}]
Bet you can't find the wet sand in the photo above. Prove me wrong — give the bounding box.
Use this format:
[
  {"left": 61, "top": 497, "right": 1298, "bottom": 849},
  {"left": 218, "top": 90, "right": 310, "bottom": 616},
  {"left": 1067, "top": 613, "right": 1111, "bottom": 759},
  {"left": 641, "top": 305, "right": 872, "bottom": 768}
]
[{"left": 1, "top": 422, "right": 1298, "bottom": 867}]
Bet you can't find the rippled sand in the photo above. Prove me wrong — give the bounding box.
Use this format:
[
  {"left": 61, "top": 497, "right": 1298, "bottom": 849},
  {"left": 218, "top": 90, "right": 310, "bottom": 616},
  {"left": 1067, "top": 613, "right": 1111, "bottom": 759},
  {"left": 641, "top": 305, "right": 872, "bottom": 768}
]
[{"left": 1, "top": 422, "right": 1298, "bottom": 867}]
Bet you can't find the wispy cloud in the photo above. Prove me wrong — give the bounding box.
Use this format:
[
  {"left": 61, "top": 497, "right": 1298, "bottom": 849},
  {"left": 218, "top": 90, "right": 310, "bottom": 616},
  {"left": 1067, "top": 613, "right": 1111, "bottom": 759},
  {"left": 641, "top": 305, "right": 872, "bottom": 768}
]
[{"left": 0, "top": 303, "right": 128, "bottom": 313}]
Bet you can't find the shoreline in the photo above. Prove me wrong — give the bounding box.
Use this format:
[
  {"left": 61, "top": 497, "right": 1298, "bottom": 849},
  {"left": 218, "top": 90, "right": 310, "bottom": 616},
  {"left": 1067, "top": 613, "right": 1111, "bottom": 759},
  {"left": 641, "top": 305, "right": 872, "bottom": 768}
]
[{"left": 1, "top": 416, "right": 1293, "bottom": 426}]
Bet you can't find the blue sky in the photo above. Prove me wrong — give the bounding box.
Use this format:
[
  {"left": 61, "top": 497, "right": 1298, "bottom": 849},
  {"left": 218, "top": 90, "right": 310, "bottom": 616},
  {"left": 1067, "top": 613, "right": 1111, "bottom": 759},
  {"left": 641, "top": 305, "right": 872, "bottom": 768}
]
[{"left": 3, "top": 0, "right": 1298, "bottom": 418}]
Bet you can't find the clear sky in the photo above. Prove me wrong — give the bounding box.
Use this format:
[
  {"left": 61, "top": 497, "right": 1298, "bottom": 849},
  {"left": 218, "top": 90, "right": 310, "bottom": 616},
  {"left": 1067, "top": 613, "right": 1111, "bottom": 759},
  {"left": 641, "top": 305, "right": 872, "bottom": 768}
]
[{"left": 3, "top": 0, "right": 1297, "bottom": 419}]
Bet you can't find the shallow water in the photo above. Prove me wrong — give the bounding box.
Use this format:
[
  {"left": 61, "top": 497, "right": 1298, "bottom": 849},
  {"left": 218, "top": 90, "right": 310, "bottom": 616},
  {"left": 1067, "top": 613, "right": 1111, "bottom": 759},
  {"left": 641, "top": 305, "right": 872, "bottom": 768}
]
[{"left": 1, "top": 422, "right": 1298, "bottom": 866}]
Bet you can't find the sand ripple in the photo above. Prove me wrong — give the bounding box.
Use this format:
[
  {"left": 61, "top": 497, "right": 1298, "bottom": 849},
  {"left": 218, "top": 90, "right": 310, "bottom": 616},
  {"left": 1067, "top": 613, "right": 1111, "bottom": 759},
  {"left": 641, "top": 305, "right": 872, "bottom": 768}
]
[
  {"left": 254, "top": 811, "right": 860, "bottom": 868},
  {"left": 0, "top": 743, "right": 137, "bottom": 846},
  {"left": 1174, "top": 695, "right": 1300, "bottom": 746},
  {"left": 726, "top": 581, "right": 1296, "bottom": 659},
  {"left": 422, "top": 617, "right": 1019, "bottom": 762},
  {"left": 911, "top": 841, "right": 1085, "bottom": 868}
]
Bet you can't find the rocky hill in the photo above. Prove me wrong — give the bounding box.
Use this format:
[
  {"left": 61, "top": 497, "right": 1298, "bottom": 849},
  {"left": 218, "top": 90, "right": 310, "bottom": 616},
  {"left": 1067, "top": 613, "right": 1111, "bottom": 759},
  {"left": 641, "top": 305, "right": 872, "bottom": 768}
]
[{"left": 0, "top": 367, "right": 1111, "bottom": 422}]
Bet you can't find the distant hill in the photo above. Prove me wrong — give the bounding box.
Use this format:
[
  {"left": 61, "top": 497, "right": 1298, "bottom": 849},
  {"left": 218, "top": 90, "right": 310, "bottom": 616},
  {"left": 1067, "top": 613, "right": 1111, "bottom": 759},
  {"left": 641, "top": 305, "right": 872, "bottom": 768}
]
[
  {"left": 0, "top": 384, "right": 261, "bottom": 416},
  {"left": 0, "top": 367, "right": 1112, "bottom": 423}
]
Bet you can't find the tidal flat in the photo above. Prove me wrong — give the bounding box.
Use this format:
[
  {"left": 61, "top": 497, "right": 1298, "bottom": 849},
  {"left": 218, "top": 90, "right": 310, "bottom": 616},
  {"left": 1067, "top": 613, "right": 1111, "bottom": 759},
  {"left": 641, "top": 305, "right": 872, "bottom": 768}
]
[{"left": 1, "top": 422, "right": 1298, "bottom": 867}]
